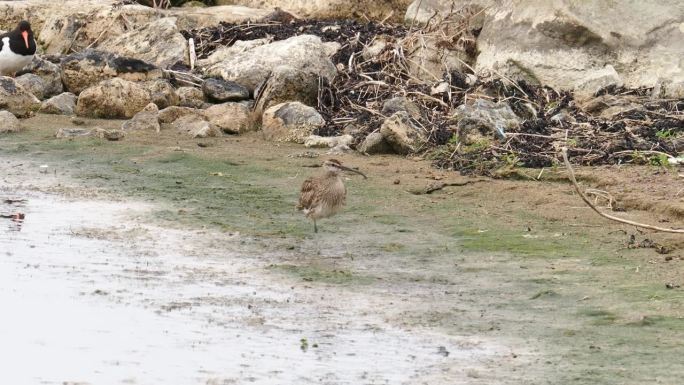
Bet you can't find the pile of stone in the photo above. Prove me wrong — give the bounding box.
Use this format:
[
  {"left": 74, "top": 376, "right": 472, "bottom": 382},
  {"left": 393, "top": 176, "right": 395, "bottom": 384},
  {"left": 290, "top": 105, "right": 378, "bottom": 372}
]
[
  {"left": 0, "top": 0, "right": 681, "bottom": 175},
  {"left": 180, "top": 1, "right": 684, "bottom": 173}
]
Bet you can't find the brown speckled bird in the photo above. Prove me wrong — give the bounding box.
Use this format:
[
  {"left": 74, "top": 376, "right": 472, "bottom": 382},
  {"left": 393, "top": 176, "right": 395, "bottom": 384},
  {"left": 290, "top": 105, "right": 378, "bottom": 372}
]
[{"left": 297, "top": 159, "right": 367, "bottom": 233}]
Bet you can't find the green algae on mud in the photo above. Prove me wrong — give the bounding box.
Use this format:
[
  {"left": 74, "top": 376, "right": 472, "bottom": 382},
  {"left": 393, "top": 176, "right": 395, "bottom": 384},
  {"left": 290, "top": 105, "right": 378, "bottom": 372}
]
[
  {"left": 1, "top": 129, "right": 311, "bottom": 236},
  {"left": 2, "top": 119, "right": 684, "bottom": 385},
  {"left": 266, "top": 263, "right": 377, "bottom": 285}
]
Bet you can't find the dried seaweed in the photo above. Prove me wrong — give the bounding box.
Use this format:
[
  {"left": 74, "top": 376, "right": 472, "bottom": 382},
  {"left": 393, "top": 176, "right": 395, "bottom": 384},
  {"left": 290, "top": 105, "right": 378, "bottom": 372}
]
[
  {"left": 182, "top": 19, "right": 406, "bottom": 65},
  {"left": 183, "top": 14, "right": 684, "bottom": 176}
]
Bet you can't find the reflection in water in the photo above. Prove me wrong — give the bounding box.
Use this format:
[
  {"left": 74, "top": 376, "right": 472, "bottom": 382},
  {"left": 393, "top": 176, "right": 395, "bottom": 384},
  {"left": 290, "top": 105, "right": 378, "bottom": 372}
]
[{"left": 1, "top": 197, "right": 26, "bottom": 232}]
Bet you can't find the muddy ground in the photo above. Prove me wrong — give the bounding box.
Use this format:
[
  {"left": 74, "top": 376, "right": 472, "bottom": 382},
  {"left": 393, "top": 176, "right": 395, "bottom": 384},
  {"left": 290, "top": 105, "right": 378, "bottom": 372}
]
[{"left": 1, "top": 114, "right": 683, "bottom": 384}]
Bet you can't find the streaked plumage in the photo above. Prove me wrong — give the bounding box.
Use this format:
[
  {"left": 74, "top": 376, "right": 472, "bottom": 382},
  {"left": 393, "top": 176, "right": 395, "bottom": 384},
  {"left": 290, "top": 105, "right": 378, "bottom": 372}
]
[{"left": 297, "top": 159, "right": 367, "bottom": 233}]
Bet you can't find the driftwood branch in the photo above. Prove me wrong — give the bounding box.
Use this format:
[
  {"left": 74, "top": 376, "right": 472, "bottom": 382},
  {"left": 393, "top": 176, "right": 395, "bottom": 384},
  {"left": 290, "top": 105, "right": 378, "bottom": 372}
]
[
  {"left": 410, "top": 179, "right": 488, "bottom": 194},
  {"left": 561, "top": 147, "right": 684, "bottom": 234}
]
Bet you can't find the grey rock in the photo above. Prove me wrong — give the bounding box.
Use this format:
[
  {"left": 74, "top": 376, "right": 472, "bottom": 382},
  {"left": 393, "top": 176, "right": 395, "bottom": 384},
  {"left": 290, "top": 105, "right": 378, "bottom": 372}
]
[
  {"left": 342, "top": 124, "right": 362, "bottom": 136},
  {"left": 238, "top": 99, "right": 255, "bottom": 109},
  {"left": 379, "top": 112, "right": 423, "bottom": 155},
  {"left": 40, "top": 92, "right": 77, "bottom": 115},
  {"left": 17, "top": 56, "right": 63, "bottom": 98},
  {"left": 177, "top": 86, "right": 206, "bottom": 108},
  {"left": 404, "top": 2, "right": 483, "bottom": 80},
  {"left": 202, "top": 102, "right": 253, "bottom": 134},
  {"left": 358, "top": 132, "right": 393, "bottom": 154},
  {"left": 55, "top": 127, "right": 91, "bottom": 138},
  {"left": 143, "top": 79, "right": 180, "bottom": 109},
  {"left": 0, "top": 110, "right": 21, "bottom": 133},
  {"left": 0, "top": 76, "right": 41, "bottom": 117},
  {"left": 98, "top": 17, "right": 187, "bottom": 69},
  {"left": 304, "top": 134, "right": 353, "bottom": 148},
  {"left": 75, "top": 78, "right": 153, "bottom": 119},
  {"left": 172, "top": 114, "right": 221, "bottom": 138},
  {"left": 122, "top": 103, "right": 160, "bottom": 132},
  {"left": 60, "top": 49, "right": 162, "bottom": 94},
  {"left": 430, "top": 82, "right": 450, "bottom": 95},
  {"left": 158, "top": 106, "right": 203, "bottom": 125},
  {"left": 15, "top": 73, "right": 46, "bottom": 100},
  {"left": 381, "top": 97, "right": 421, "bottom": 119},
  {"left": 37, "top": 4, "right": 158, "bottom": 55},
  {"left": 574, "top": 65, "right": 623, "bottom": 101},
  {"left": 198, "top": 38, "right": 272, "bottom": 68},
  {"left": 181, "top": 1, "right": 208, "bottom": 7},
  {"left": 549, "top": 111, "right": 576, "bottom": 126},
  {"left": 362, "top": 37, "right": 389, "bottom": 61},
  {"left": 653, "top": 80, "right": 684, "bottom": 99},
  {"left": 94, "top": 128, "right": 126, "bottom": 141},
  {"left": 454, "top": 99, "right": 521, "bottom": 142},
  {"left": 204, "top": 35, "right": 338, "bottom": 92},
  {"left": 326, "top": 144, "right": 352, "bottom": 155},
  {"left": 253, "top": 65, "right": 320, "bottom": 115},
  {"left": 70, "top": 117, "right": 86, "bottom": 126},
  {"left": 202, "top": 78, "right": 249, "bottom": 102},
  {"left": 261, "top": 101, "right": 325, "bottom": 143},
  {"left": 579, "top": 94, "right": 617, "bottom": 115},
  {"left": 579, "top": 94, "right": 643, "bottom": 119}
]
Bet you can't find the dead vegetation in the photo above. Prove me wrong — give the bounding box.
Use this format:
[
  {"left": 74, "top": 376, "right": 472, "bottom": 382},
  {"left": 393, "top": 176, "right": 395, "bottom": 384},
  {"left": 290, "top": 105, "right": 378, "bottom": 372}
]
[
  {"left": 562, "top": 147, "right": 684, "bottom": 234},
  {"left": 182, "top": 12, "right": 684, "bottom": 176}
]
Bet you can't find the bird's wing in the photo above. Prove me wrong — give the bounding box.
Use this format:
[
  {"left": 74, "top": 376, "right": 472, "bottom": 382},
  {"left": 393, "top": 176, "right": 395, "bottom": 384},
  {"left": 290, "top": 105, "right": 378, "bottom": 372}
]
[{"left": 297, "top": 177, "right": 318, "bottom": 211}]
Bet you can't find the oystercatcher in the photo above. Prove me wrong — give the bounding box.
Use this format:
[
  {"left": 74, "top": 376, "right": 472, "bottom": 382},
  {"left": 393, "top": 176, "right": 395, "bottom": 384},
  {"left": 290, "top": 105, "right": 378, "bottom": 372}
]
[{"left": 0, "top": 21, "right": 36, "bottom": 76}]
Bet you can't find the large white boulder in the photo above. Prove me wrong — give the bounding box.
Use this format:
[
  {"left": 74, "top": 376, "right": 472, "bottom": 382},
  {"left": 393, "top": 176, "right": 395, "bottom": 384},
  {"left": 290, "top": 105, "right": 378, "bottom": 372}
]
[
  {"left": 261, "top": 101, "right": 325, "bottom": 143},
  {"left": 202, "top": 102, "right": 254, "bottom": 134},
  {"left": 99, "top": 17, "right": 188, "bottom": 69},
  {"left": 379, "top": 111, "right": 423, "bottom": 155},
  {"left": 0, "top": 76, "right": 41, "bottom": 117},
  {"left": 60, "top": 49, "right": 162, "bottom": 95},
  {"left": 405, "top": 0, "right": 684, "bottom": 98},
  {"left": 0, "top": 110, "right": 21, "bottom": 133},
  {"left": 203, "top": 35, "right": 338, "bottom": 92},
  {"left": 75, "top": 78, "right": 152, "bottom": 119}
]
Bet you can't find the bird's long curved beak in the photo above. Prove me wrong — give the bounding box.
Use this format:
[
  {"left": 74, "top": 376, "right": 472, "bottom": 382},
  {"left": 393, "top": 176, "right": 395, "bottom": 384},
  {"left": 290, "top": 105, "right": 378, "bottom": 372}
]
[
  {"left": 339, "top": 165, "right": 367, "bottom": 179},
  {"left": 21, "top": 31, "right": 29, "bottom": 49}
]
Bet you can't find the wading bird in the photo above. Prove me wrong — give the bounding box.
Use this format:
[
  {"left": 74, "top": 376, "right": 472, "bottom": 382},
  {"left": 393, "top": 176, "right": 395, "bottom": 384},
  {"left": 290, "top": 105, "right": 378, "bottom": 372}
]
[
  {"left": 297, "top": 159, "right": 367, "bottom": 233},
  {"left": 0, "top": 21, "right": 36, "bottom": 76}
]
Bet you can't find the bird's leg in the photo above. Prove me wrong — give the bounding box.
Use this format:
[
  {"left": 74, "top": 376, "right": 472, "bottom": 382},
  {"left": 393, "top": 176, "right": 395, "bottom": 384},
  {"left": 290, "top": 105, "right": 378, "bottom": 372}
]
[{"left": 313, "top": 219, "right": 318, "bottom": 233}]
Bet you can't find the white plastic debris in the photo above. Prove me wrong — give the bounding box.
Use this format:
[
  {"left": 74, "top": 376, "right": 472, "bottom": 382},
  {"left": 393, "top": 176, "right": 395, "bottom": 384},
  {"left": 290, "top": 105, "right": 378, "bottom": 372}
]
[{"left": 188, "top": 38, "right": 196, "bottom": 70}]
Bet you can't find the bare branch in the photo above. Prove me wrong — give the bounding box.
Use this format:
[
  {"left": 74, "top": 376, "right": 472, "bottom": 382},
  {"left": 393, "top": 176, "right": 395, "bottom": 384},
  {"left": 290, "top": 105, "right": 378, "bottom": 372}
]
[{"left": 561, "top": 147, "right": 684, "bottom": 234}]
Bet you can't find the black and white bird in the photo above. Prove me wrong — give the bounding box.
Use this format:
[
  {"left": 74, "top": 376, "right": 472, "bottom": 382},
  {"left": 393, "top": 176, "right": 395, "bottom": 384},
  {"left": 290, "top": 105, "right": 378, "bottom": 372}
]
[{"left": 0, "top": 21, "right": 36, "bottom": 76}]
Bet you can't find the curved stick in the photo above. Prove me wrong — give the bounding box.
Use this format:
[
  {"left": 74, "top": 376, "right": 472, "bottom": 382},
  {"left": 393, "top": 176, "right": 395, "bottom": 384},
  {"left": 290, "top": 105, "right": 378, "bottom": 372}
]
[{"left": 561, "top": 147, "right": 684, "bottom": 234}]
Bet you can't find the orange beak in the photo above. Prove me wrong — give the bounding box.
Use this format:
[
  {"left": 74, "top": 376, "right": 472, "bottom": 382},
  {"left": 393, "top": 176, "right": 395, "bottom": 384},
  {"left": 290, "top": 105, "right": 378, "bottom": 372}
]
[{"left": 21, "top": 30, "right": 29, "bottom": 49}]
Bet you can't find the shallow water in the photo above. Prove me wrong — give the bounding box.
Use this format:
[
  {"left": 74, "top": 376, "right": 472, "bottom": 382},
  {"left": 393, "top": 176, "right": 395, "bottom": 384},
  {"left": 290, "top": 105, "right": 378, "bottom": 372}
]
[{"left": 1, "top": 192, "right": 495, "bottom": 385}]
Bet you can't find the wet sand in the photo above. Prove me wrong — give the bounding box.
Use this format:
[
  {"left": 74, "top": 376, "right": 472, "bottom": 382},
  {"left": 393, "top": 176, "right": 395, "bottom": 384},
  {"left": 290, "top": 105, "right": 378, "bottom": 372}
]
[{"left": 1, "top": 192, "right": 501, "bottom": 384}]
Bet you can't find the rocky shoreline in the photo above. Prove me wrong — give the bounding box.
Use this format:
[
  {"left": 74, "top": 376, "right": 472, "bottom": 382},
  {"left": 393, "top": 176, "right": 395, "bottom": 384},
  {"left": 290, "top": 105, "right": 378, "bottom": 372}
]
[{"left": 0, "top": 0, "right": 682, "bottom": 175}]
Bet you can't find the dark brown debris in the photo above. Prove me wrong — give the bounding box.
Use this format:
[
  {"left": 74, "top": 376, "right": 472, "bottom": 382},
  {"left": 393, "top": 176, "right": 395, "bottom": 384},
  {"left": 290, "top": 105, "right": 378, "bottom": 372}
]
[{"left": 182, "top": 15, "right": 684, "bottom": 176}]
